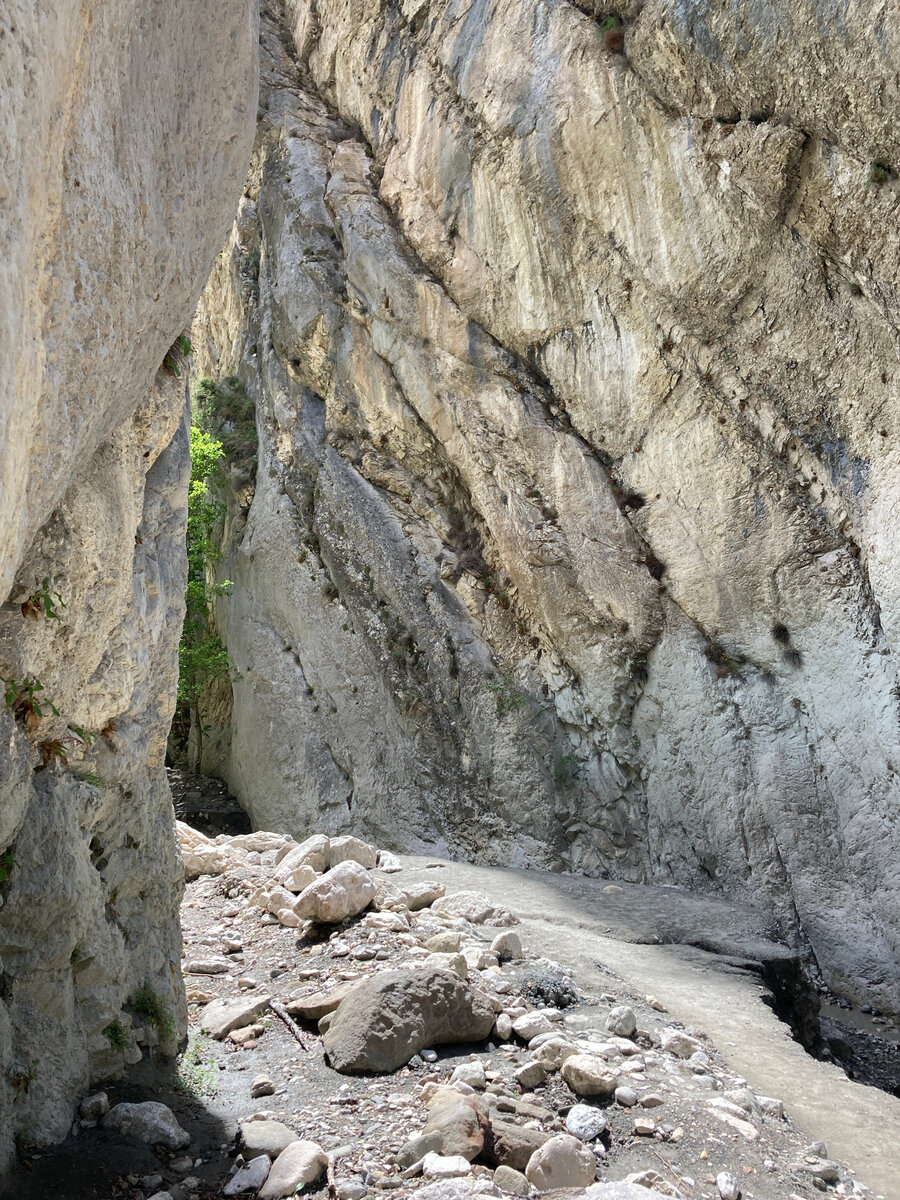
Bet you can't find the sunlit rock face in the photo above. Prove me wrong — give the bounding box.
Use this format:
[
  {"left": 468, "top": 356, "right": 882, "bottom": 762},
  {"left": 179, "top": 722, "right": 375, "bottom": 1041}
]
[
  {"left": 195, "top": 0, "right": 900, "bottom": 1013},
  {"left": 0, "top": 0, "right": 257, "bottom": 1167}
]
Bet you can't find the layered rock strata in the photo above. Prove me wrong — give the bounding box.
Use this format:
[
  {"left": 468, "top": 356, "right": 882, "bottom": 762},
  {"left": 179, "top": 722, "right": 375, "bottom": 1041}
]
[
  {"left": 0, "top": 0, "right": 257, "bottom": 1168},
  {"left": 193, "top": 0, "right": 900, "bottom": 1011}
]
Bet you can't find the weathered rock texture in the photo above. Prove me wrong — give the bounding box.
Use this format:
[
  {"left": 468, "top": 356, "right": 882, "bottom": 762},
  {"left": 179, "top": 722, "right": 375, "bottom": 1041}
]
[
  {"left": 193, "top": 0, "right": 900, "bottom": 1009},
  {"left": 0, "top": 0, "right": 257, "bottom": 1169}
]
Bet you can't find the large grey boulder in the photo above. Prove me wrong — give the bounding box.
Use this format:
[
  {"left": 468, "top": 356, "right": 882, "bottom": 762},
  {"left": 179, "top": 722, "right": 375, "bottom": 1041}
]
[
  {"left": 323, "top": 968, "right": 495, "bottom": 1072},
  {"left": 102, "top": 1102, "right": 189, "bottom": 1149}
]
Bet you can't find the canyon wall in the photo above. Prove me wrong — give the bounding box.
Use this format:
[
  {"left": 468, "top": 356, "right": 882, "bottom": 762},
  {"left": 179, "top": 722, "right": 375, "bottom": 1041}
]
[
  {"left": 0, "top": 0, "right": 257, "bottom": 1167},
  {"left": 194, "top": 0, "right": 900, "bottom": 1012}
]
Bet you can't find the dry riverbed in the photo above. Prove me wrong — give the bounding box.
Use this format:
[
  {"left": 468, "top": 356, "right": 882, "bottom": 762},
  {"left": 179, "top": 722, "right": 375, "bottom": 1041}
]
[{"left": 2, "top": 826, "right": 883, "bottom": 1200}]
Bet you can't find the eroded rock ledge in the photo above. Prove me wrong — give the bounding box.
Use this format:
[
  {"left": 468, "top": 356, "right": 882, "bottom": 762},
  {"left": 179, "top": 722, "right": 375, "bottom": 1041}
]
[{"left": 194, "top": 0, "right": 900, "bottom": 1013}]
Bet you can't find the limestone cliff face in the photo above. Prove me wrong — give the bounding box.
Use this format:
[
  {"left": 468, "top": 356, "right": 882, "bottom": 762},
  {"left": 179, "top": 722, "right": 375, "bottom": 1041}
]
[
  {"left": 194, "top": 0, "right": 900, "bottom": 1010},
  {"left": 0, "top": 0, "right": 257, "bottom": 1167}
]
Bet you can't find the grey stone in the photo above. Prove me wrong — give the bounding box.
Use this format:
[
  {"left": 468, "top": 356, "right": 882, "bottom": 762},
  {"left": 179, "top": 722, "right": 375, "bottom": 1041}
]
[
  {"left": 201, "top": 994, "right": 271, "bottom": 1040},
  {"left": 605, "top": 1006, "right": 636, "bottom": 1038},
  {"left": 240, "top": 1120, "right": 299, "bottom": 1161},
  {"left": 482, "top": 1120, "right": 551, "bottom": 1170},
  {"left": 493, "top": 1165, "right": 531, "bottom": 1196},
  {"left": 614, "top": 1087, "right": 638, "bottom": 1108},
  {"left": 102, "top": 1102, "right": 189, "bottom": 1149},
  {"left": 323, "top": 968, "right": 495, "bottom": 1072},
  {"left": 79, "top": 1092, "right": 109, "bottom": 1120}
]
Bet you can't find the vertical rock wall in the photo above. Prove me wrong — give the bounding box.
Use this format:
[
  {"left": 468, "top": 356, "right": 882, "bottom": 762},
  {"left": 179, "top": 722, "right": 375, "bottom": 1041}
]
[
  {"left": 194, "top": 0, "right": 900, "bottom": 1012},
  {"left": 0, "top": 0, "right": 257, "bottom": 1168}
]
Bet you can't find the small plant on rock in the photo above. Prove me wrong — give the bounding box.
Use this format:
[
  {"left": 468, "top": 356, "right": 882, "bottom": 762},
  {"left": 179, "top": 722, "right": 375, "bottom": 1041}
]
[
  {"left": 865, "top": 162, "right": 893, "bottom": 191},
  {"left": 131, "top": 983, "right": 174, "bottom": 1041},
  {"left": 39, "top": 739, "right": 69, "bottom": 768},
  {"left": 21, "top": 578, "right": 65, "bottom": 621},
  {"left": 554, "top": 753, "right": 579, "bottom": 790},
  {"left": 162, "top": 333, "right": 192, "bottom": 377},
  {"left": 0, "top": 851, "right": 17, "bottom": 885},
  {"left": 598, "top": 14, "right": 625, "bottom": 53},
  {"left": 3, "top": 676, "right": 59, "bottom": 728},
  {"left": 488, "top": 671, "right": 528, "bottom": 717},
  {"left": 102, "top": 1019, "right": 128, "bottom": 1052}
]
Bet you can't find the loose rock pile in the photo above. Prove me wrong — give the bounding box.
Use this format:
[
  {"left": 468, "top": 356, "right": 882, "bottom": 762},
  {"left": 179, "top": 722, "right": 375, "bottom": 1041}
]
[{"left": 64, "top": 826, "right": 872, "bottom": 1200}]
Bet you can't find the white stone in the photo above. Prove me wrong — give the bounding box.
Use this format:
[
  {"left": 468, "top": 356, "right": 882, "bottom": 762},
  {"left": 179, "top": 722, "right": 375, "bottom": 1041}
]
[
  {"left": 565, "top": 1104, "right": 607, "bottom": 1140},
  {"left": 422, "top": 1154, "right": 473, "bottom": 1179},
  {"left": 659, "top": 1028, "right": 703, "bottom": 1059},
  {"left": 431, "top": 892, "right": 517, "bottom": 925},
  {"left": 294, "top": 861, "right": 376, "bottom": 923},
  {"left": 451, "top": 1060, "right": 486, "bottom": 1089},
  {"left": 259, "top": 1140, "right": 328, "bottom": 1199},
  {"left": 328, "top": 835, "right": 378, "bottom": 870},
  {"left": 560, "top": 1054, "right": 617, "bottom": 1097},
  {"left": 716, "top": 1172, "right": 740, "bottom": 1200}
]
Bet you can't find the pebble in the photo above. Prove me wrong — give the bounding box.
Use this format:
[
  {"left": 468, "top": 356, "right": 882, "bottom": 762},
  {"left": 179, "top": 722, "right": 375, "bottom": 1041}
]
[
  {"left": 494, "top": 1014, "right": 513, "bottom": 1040},
  {"left": 633, "top": 1117, "right": 656, "bottom": 1136},
  {"left": 614, "top": 1086, "right": 638, "bottom": 1108},
  {"left": 716, "top": 1171, "right": 739, "bottom": 1200},
  {"left": 450, "top": 1061, "right": 486, "bottom": 1089},
  {"left": 251, "top": 1074, "right": 276, "bottom": 1098},
  {"left": 79, "top": 1092, "right": 109, "bottom": 1120},
  {"left": 605, "top": 1005, "right": 636, "bottom": 1038},
  {"left": 493, "top": 1166, "right": 530, "bottom": 1196},
  {"left": 185, "top": 957, "right": 231, "bottom": 974},
  {"left": 421, "top": 1153, "right": 472, "bottom": 1179}
]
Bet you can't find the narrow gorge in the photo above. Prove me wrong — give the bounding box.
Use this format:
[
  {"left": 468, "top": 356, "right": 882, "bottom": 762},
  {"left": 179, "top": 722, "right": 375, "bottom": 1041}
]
[{"left": 2, "top": 0, "right": 900, "bottom": 1193}]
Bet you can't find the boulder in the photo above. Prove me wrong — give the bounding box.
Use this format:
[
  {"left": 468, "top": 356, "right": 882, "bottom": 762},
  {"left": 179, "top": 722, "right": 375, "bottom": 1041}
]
[
  {"left": 275, "top": 834, "right": 330, "bottom": 878},
  {"left": 422, "top": 1153, "right": 473, "bottom": 1179},
  {"left": 605, "top": 1006, "right": 636, "bottom": 1038},
  {"left": 259, "top": 1140, "right": 328, "bottom": 1199},
  {"left": 490, "top": 931, "right": 523, "bottom": 961},
  {"left": 323, "top": 968, "right": 495, "bottom": 1072},
  {"left": 482, "top": 1119, "right": 551, "bottom": 1170},
  {"left": 560, "top": 1055, "right": 617, "bottom": 1097},
  {"left": 102, "top": 1102, "right": 189, "bottom": 1149},
  {"left": 329, "top": 835, "right": 378, "bottom": 870},
  {"left": 492, "top": 1166, "right": 530, "bottom": 1196},
  {"left": 228, "top": 832, "right": 293, "bottom": 855},
  {"left": 294, "top": 861, "right": 376, "bottom": 923},
  {"left": 200, "top": 994, "right": 271, "bottom": 1040},
  {"left": 431, "top": 892, "right": 517, "bottom": 925},
  {"left": 282, "top": 864, "right": 317, "bottom": 893},
  {"left": 286, "top": 981, "right": 356, "bottom": 1021},
  {"left": 423, "top": 1093, "right": 486, "bottom": 1161},
  {"left": 403, "top": 881, "right": 447, "bottom": 911},
  {"left": 524, "top": 1134, "right": 596, "bottom": 1191},
  {"left": 240, "top": 1120, "right": 299, "bottom": 1161},
  {"left": 659, "top": 1028, "right": 703, "bottom": 1059}
]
